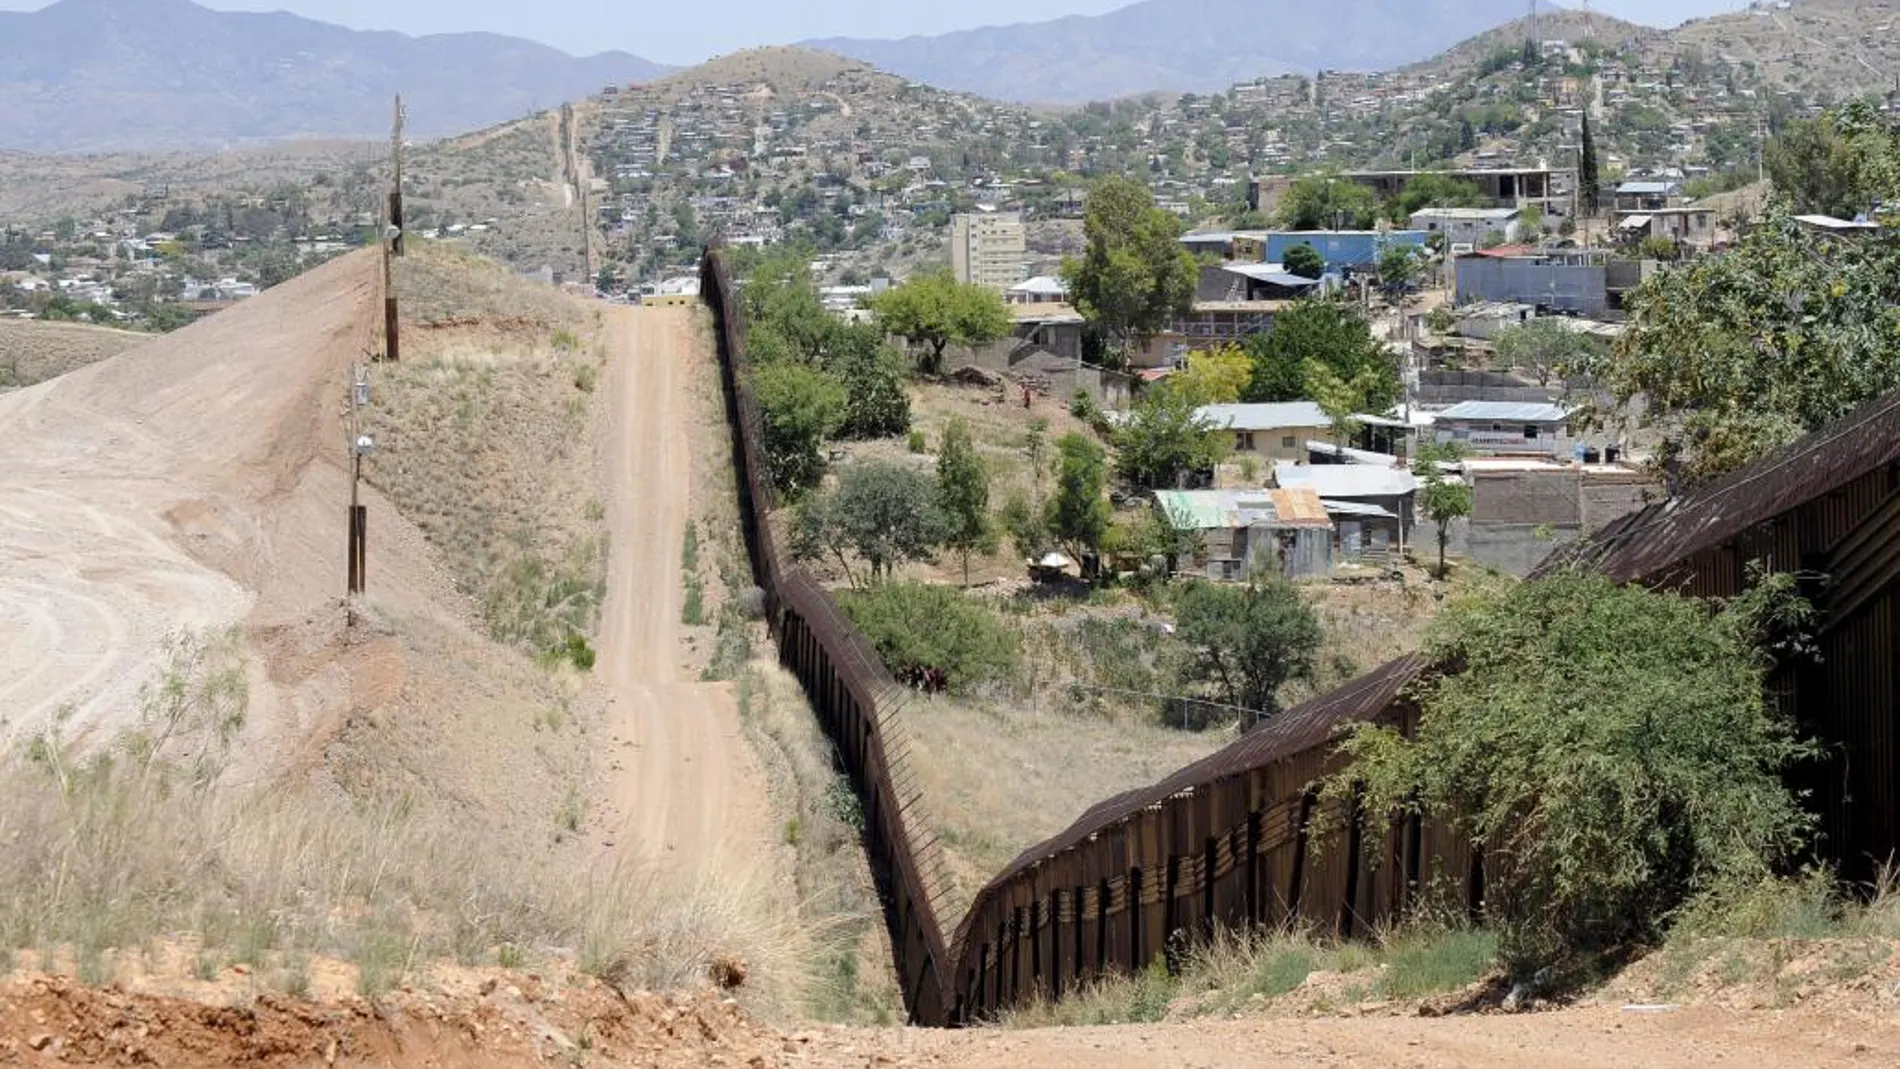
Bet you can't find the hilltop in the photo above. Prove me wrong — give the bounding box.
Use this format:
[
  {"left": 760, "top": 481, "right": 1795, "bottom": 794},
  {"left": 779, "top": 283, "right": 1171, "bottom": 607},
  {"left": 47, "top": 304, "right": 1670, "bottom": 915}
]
[
  {"left": 1655, "top": 0, "right": 1900, "bottom": 99},
  {"left": 0, "top": 0, "right": 672, "bottom": 152},
  {"left": 805, "top": 0, "right": 1531, "bottom": 103}
]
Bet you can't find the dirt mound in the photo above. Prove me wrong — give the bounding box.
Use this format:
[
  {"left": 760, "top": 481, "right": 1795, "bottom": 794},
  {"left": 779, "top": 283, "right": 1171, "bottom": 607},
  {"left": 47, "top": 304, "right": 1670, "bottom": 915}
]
[
  {"left": 0, "top": 973, "right": 790, "bottom": 1068},
  {"left": 0, "top": 319, "right": 144, "bottom": 390}
]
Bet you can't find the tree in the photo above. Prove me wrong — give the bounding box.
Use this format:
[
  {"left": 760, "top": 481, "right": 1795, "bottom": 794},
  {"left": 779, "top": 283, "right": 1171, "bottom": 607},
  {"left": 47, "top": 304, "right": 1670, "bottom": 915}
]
[
  {"left": 1241, "top": 300, "right": 1400, "bottom": 412},
  {"left": 1413, "top": 441, "right": 1471, "bottom": 577},
  {"left": 1282, "top": 242, "right": 1325, "bottom": 280},
  {"left": 1170, "top": 344, "right": 1251, "bottom": 406},
  {"left": 789, "top": 460, "right": 945, "bottom": 584},
  {"left": 1173, "top": 578, "right": 1322, "bottom": 721},
  {"left": 1061, "top": 175, "right": 1198, "bottom": 356},
  {"left": 1376, "top": 243, "right": 1423, "bottom": 300},
  {"left": 866, "top": 268, "right": 1012, "bottom": 375},
  {"left": 1578, "top": 112, "right": 1602, "bottom": 220},
  {"left": 1386, "top": 173, "right": 1488, "bottom": 221},
  {"left": 751, "top": 361, "right": 846, "bottom": 495},
  {"left": 1114, "top": 388, "right": 1225, "bottom": 489},
  {"left": 1765, "top": 101, "right": 1900, "bottom": 219},
  {"left": 1276, "top": 175, "right": 1382, "bottom": 231},
  {"left": 829, "top": 324, "right": 913, "bottom": 439},
  {"left": 1045, "top": 432, "right": 1112, "bottom": 565},
  {"left": 1330, "top": 572, "right": 1816, "bottom": 973},
  {"left": 936, "top": 418, "right": 995, "bottom": 585},
  {"left": 1491, "top": 317, "right": 1602, "bottom": 387},
  {"left": 837, "top": 581, "right": 1022, "bottom": 693},
  {"left": 1593, "top": 210, "right": 1900, "bottom": 484}
]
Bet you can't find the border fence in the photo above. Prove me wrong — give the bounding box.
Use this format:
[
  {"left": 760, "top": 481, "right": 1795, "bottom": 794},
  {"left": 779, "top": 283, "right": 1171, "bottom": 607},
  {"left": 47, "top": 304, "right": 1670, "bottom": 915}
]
[{"left": 697, "top": 247, "right": 1900, "bottom": 1026}]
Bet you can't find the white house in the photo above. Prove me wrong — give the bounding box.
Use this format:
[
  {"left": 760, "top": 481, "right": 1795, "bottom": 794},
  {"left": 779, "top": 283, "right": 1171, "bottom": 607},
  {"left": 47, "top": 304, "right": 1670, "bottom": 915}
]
[{"left": 1409, "top": 207, "right": 1524, "bottom": 248}]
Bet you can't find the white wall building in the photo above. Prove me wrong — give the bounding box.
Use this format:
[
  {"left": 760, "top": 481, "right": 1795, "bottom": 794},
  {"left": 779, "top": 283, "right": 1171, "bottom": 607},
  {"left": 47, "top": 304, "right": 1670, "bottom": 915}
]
[{"left": 948, "top": 210, "right": 1026, "bottom": 291}]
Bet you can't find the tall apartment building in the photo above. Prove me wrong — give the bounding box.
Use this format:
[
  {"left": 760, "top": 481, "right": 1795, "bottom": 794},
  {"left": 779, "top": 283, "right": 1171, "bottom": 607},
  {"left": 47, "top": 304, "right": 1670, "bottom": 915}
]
[{"left": 948, "top": 211, "right": 1027, "bottom": 291}]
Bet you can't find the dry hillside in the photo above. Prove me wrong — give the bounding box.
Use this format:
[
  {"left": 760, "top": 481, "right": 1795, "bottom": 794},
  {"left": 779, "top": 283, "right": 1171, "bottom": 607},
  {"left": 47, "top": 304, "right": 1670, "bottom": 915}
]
[{"left": 0, "top": 318, "right": 144, "bottom": 389}]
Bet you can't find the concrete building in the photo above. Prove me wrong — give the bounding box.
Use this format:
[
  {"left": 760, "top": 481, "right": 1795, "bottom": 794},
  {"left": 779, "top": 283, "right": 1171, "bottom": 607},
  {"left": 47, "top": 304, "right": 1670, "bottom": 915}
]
[
  {"left": 1005, "top": 275, "right": 1069, "bottom": 304},
  {"left": 1433, "top": 400, "right": 1573, "bottom": 456},
  {"left": 1445, "top": 457, "right": 1659, "bottom": 575},
  {"left": 1151, "top": 487, "right": 1335, "bottom": 581},
  {"left": 1198, "top": 402, "right": 1333, "bottom": 461},
  {"left": 1346, "top": 167, "right": 1576, "bottom": 217},
  {"left": 1408, "top": 207, "right": 1523, "bottom": 249},
  {"left": 948, "top": 210, "right": 1026, "bottom": 291},
  {"left": 1614, "top": 205, "right": 1717, "bottom": 249},
  {"left": 1264, "top": 230, "right": 1428, "bottom": 272},
  {"left": 1453, "top": 250, "right": 1611, "bottom": 318}
]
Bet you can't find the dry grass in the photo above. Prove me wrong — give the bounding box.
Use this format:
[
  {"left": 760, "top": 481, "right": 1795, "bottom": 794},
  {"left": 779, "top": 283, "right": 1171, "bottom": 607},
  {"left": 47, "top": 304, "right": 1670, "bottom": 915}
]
[
  {"left": 0, "top": 632, "right": 804, "bottom": 1014},
  {"left": 369, "top": 242, "right": 610, "bottom": 659},
  {"left": 0, "top": 319, "right": 145, "bottom": 390}
]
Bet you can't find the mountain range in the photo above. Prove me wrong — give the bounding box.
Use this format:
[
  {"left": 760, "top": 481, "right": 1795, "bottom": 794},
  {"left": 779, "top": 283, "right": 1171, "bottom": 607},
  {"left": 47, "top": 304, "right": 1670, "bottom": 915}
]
[
  {"left": 804, "top": 0, "right": 1533, "bottom": 103},
  {"left": 0, "top": 0, "right": 673, "bottom": 152}
]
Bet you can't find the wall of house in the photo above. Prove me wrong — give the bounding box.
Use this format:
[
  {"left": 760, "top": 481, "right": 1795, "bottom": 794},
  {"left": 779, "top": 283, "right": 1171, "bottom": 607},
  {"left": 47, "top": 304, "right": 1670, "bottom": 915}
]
[
  {"left": 1442, "top": 519, "right": 1586, "bottom": 576},
  {"left": 1232, "top": 426, "right": 1331, "bottom": 462},
  {"left": 1437, "top": 419, "right": 1571, "bottom": 456},
  {"left": 1453, "top": 257, "right": 1609, "bottom": 317}
]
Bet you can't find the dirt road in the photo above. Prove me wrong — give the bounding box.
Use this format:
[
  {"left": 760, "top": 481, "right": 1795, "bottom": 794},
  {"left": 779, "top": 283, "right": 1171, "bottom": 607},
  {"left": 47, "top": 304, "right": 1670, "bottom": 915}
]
[{"left": 596, "top": 304, "right": 767, "bottom": 878}]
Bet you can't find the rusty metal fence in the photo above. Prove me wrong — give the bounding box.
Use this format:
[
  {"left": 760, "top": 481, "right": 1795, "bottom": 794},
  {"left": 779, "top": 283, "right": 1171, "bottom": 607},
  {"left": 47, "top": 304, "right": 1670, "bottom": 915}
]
[
  {"left": 697, "top": 247, "right": 1900, "bottom": 1027},
  {"left": 699, "top": 251, "right": 956, "bottom": 1024}
]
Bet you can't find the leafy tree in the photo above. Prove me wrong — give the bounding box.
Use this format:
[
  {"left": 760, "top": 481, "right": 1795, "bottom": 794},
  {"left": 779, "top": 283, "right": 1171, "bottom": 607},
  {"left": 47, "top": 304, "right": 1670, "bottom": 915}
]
[
  {"left": 829, "top": 324, "right": 912, "bottom": 439},
  {"left": 1046, "top": 432, "right": 1112, "bottom": 564},
  {"left": 1635, "top": 235, "right": 1681, "bottom": 262},
  {"left": 1241, "top": 300, "right": 1400, "bottom": 412},
  {"left": 1330, "top": 572, "right": 1816, "bottom": 973},
  {"left": 1061, "top": 176, "right": 1198, "bottom": 356},
  {"left": 1173, "top": 578, "right": 1322, "bottom": 721},
  {"left": 1386, "top": 173, "right": 1488, "bottom": 221},
  {"left": 1282, "top": 242, "right": 1325, "bottom": 280},
  {"left": 1492, "top": 317, "right": 1602, "bottom": 387},
  {"left": 1115, "top": 388, "right": 1225, "bottom": 489},
  {"left": 751, "top": 361, "right": 846, "bottom": 494},
  {"left": 1593, "top": 210, "right": 1900, "bottom": 483},
  {"left": 838, "top": 581, "right": 1022, "bottom": 693},
  {"left": 1376, "top": 243, "right": 1424, "bottom": 300},
  {"left": 1765, "top": 100, "right": 1900, "bottom": 219},
  {"left": 1276, "top": 174, "right": 1381, "bottom": 231},
  {"left": 998, "top": 491, "right": 1051, "bottom": 561},
  {"left": 936, "top": 418, "right": 995, "bottom": 585},
  {"left": 866, "top": 268, "right": 1012, "bottom": 375},
  {"left": 1170, "top": 344, "right": 1251, "bottom": 405},
  {"left": 1413, "top": 441, "right": 1471, "bottom": 577},
  {"left": 789, "top": 460, "right": 945, "bottom": 584}
]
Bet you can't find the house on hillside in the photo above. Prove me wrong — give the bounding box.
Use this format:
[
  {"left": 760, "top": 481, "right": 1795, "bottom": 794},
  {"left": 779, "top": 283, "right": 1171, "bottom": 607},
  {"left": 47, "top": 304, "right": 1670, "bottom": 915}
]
[
  {"left": 1613, "top": 180, "right": 1681, "bottom": 213},
  {"left": 1197, "top": 402, "right": 1332, "bottom": 461},
  {"left": 1006, "top": 275, "right": 1069, "bottom": 304},
  {"left": 1272, "top": 461, "right": 1418, "bottom": 556},
  {"left": 1151, "top": 487, "right": 1335, "bottom": 581},
  {"left": 1614, "top": 205, "right": 1716, "bottom": 249},
  {"left": 1433, "top": 400, "right": 1573, "bottom": 456},
  {"left": 1409, "top": 207, "right": 1523, "bottom": 249}
]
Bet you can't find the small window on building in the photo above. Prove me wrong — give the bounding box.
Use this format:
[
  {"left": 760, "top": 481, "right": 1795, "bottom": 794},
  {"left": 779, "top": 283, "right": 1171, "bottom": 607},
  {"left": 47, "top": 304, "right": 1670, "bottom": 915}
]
[
  {"left": 1236, "top": 431, "right": 1255, "bottom": 451},
  {"left": 1524, "top": 424, "right": 1539, "bottom": 439},
  {"left": 1281, "top": 435, "right": 1296, "bottom": 449}
]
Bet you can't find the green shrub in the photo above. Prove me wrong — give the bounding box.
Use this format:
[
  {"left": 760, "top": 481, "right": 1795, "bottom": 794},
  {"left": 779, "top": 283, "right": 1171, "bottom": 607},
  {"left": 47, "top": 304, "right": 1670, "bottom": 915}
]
[
  {"left": 907, "top": 429, "right": 928, "bottom": 453},
  {"left": 837, "top": 581, "right": 1022, "bottom": 693},
  {"left": 1380, "top": 928, "right": 1497, "bottom": 999},
  {"left": 1332, "top": 572, "right": 1817, "bottom": 975}
]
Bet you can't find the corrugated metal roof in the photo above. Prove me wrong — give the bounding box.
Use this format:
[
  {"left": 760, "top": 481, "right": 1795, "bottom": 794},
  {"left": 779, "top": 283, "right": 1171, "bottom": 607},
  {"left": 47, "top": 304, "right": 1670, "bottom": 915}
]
[
  {"left": 1320, "top": 498, "right": 1398, "bottom": 519},
  {"left": 1198, "top": 402, "right": 1331, "bottom": 431},
  {"left": 1436, "top": 400, "right": 1572, "bottom": 423},
  {"left": 1616, "top": 181, "right": 1678, "bottom": 194},
  {"left": 1222, "top": 262, "right": 1323, "bottom": 287},
  {"left": 1274, "top": 461, "right": 1417, "bottom": 498},
  {"left": 1153, "top": 487, "right": 1330, "bottom": 530}
]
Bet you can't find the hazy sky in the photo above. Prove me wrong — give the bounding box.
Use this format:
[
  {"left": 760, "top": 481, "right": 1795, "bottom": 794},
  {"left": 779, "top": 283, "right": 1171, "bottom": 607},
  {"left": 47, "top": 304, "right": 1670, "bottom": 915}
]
[{"left": 4, "top": 0, "right": 1754, "bottom": 64}]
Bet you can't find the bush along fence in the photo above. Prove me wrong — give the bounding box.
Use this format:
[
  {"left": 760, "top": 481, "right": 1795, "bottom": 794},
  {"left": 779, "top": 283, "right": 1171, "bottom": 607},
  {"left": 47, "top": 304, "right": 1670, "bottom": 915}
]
[
  {"left": 700, "top": 250, "right": 956, "bottom": 1024},
  {"left": 697, "top": 247, "right": 1900, "bottom": 1026}
]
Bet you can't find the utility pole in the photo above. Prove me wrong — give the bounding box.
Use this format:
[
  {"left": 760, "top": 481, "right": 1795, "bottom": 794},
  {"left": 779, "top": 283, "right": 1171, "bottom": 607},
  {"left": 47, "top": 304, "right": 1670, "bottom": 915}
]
[
  {"left": 383, "top": 95, "right": 405, "bottom": 363},
  {"left": 345, "top": 366, "right": 376, "bottom": 603}
]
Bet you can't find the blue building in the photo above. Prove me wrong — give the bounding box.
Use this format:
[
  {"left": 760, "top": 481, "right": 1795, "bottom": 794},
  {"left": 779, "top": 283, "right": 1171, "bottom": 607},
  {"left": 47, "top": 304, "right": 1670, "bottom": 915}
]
[{"left": 1264, "top": 230, "right": 1427, "bottom": 272}]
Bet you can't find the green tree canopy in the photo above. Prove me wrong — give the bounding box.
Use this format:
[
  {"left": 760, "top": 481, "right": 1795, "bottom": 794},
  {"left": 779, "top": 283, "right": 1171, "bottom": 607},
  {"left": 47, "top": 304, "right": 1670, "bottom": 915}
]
[
  {"left": 1376, "top": 243, "right": 1424, "bottom": 299},
  {"left": 1114, "top": 387, "right": 1226, "bottom": 490},
  {"left": 1045, "top": 432, "right": 1112, "bottom": 564},
  {"left": 1331, "top": 572, "right": 1816, "bottom": 973},
  {"left": 865, "top": 268, "right": 1013, "bottom": 375},
  {"left": 1241, "top": 300, "right": 1400, "bottom": 413},
  {"left": 1276, "top": 174, "right": 1382, "bottom": 231},
  {"left": 1412, "top": 440, "right": 1472, "bottom": 577},
  {"left": 1386, "top": 173, "right": 1488, "bottom": 221},
  {"left": 1491, "top": 316, "right": 1603, "bottom": 387},
  {"left": 936, "top": 418, "right": 996, "bottom": 586},
  {"left": 1282, "top": 242, "right": 1325, "bottom": 280},
  {"left": 789, "top": 459, "right": 946, "bottom": 584},
  {"left": 1765, "top": 100, "right": 1900, "bottom": 220},
  {"left": 1593, "top": 210, "right": 1900, "bottom": 484},
  {"left": 751, "top": 362, "right": 846, "bottom": 495},
  {"left": 1061, "top": 176, "right": 1198, "bottom": 355},
  {"left": 838, "top": 581, "right": 1021, "bottom": 694},
  {"left": 1173, "top": 578, "right": 1323, "bottom": 722}
]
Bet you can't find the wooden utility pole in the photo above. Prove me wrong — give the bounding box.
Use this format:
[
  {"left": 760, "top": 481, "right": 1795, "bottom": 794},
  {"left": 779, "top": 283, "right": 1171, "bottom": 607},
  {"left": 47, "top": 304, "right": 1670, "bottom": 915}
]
[
  {"left": 383, "top": 95, "right": 405, "bottom": 363},
  {"left": 345, "top": 366, "right": 373, "bottom": 599}
]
